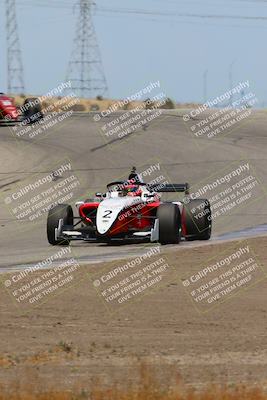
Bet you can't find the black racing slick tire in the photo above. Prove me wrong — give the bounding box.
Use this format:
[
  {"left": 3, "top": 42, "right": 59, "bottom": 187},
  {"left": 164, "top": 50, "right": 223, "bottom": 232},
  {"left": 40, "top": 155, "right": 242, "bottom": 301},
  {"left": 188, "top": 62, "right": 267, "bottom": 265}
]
[
  {"left": 23, "top": 97, "right": 43, "bottom": 123},
  {"left": 47, "top": 204, "right": 73, "bottom": 245},
  {"left": 183, "top": 199, "right": 212, "bottom": 241},
  {"left": 157, "top": 203, "right": 181, "bottom": 245}
]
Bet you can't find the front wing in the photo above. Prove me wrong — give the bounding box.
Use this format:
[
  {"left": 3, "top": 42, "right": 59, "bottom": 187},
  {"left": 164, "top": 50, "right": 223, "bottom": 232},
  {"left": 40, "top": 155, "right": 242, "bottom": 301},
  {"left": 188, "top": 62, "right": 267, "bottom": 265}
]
[{"left": 55, "top": 217, "right": 160, "bottom": 243}]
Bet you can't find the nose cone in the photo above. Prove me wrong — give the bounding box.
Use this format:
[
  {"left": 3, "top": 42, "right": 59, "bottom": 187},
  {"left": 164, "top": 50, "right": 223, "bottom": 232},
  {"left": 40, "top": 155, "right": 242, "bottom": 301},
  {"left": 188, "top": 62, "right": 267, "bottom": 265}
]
[
  {"left": 10, "top": 110, "right": 18, "bottom": 119},
  {"left": 4, "top": 108, "right": 18, "bottom": 120},
  {"left": 96, "top": 197, "right": 141, "bottom": 235}
]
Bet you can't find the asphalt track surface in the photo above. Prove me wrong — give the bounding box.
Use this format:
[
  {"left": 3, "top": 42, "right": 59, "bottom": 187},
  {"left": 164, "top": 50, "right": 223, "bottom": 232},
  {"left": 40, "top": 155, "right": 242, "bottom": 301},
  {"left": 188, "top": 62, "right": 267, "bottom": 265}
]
[{"left": 1, "top": 109, "right": 267, "bottom": 270}]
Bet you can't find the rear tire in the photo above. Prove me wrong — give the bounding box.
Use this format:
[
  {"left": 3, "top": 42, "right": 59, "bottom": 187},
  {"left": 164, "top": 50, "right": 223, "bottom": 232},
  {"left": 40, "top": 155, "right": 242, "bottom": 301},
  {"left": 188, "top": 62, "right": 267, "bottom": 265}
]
[
  {"left": 183, "top": 199, "right": 211, "bottom": 241},
  {"left": 47, "top": 204, "right": 73, "bottom": 245},
  {"left": 23, "top": 97, "right": 43, "bottom": 123},
  {"left": 157, "top": 203, "right": 181, "bottom": 244}
]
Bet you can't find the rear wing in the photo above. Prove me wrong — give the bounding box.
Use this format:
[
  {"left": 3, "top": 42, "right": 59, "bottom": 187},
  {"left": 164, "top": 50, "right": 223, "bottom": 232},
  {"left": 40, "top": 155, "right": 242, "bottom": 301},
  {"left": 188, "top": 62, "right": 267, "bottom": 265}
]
[{"left": 148, "top": 183, "right": 190, "bottom": 194}]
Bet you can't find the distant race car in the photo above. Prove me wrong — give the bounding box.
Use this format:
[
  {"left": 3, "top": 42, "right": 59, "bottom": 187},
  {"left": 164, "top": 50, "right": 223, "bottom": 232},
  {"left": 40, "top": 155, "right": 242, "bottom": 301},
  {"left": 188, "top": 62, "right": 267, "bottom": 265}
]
[
  {"left": 0, "top": 94, "right": 19, "bottom": 122},
  {"left": 47, "top": 168, "right": 212, "bottom": 246},
  {"left": 0, "top": 93, "right": 43, "bottom": 125}
]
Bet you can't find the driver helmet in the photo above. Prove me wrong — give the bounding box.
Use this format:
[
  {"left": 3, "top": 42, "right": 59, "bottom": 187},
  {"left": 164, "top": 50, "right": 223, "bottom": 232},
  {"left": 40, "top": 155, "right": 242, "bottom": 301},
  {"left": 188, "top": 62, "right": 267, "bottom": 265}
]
[{"left": 122, "top": 184, "right": 142, "bottom": 197}]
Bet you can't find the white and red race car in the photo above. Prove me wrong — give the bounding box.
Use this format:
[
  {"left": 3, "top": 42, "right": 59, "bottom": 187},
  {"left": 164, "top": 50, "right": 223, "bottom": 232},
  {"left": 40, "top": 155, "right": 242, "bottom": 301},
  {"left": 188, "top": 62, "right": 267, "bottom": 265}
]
[{"left": 47, "top": 168, "right": 212, "bottom": 246}]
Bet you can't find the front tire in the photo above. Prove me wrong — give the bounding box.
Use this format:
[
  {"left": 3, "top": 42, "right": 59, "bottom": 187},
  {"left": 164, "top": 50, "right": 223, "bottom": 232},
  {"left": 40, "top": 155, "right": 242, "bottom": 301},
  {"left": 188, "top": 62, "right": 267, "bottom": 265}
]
[
  {"left": 157, "top": 203, "right": 181, "bottom": 244},
  {"left": 47, "top": 204, "right": 73, "bottom": 245}
]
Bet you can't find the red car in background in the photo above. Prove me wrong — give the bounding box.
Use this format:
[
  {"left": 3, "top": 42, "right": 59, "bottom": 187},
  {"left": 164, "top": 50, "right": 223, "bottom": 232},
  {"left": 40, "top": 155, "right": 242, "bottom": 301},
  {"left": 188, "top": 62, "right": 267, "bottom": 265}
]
[
  {"left": 0, "top": 94, "right": 19, "bottom": 122},
  {"left": 0, "top": 93, "right": 43, "bottom": 125}
]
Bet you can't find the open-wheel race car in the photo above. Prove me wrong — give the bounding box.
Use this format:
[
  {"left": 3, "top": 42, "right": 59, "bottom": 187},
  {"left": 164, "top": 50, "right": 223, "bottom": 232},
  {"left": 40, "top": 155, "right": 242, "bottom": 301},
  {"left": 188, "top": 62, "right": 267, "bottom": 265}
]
[
  {"left": 0, "top": 93, "right": 43, "bottom": 125},
  {"left": 47, "top": 168, "right": 212, "bottom": 246}
]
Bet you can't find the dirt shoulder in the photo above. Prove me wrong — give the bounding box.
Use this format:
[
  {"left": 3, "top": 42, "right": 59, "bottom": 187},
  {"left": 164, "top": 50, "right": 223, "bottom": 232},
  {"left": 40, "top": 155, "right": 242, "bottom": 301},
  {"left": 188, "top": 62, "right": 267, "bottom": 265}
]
[{"left": 1, "top": 237, "right": 267, "bottom": 391}]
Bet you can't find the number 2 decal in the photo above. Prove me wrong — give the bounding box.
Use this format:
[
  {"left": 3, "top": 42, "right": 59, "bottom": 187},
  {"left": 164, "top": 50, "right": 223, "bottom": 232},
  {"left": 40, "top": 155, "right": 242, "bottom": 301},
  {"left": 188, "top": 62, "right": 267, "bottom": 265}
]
[{"left": 103, "top": 210, "right": 112, "bottom": 218}]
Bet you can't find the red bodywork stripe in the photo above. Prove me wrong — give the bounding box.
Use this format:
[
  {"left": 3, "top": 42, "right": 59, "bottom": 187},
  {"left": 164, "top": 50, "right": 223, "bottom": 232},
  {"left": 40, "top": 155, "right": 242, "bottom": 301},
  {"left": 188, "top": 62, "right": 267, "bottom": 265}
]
[
  {"left": 181, "top": 207, "right": 187, "bottom": 236},
  {"left": 79, "top": 202, "right": 99, "bottom": 224}
]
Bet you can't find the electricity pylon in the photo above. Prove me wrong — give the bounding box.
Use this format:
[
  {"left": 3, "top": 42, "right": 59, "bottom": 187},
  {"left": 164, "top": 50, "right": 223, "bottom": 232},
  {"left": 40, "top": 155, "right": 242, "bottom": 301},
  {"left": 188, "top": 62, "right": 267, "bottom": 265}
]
[
  {"left": 6, "top": 0, "right": 25, "bottom": 94},
  {"left": 66, "top": 0, "right": 108, "bottom": 98}
]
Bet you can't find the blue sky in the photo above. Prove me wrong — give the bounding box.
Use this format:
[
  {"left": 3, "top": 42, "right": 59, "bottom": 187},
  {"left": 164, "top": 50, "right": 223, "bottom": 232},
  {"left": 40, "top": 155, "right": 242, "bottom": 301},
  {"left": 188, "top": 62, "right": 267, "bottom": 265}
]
[{"left": 0, "top": 0, "right": 266, "bottom": 106}]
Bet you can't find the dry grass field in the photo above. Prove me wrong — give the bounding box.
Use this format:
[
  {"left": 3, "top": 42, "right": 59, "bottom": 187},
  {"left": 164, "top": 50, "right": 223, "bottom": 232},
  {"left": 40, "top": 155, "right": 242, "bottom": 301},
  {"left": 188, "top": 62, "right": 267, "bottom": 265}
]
[
  {"left": 0, "top": 364, "right": 266, "bottom": 400},
  {"left": 1, "top": 237, "right": 267, "bottom": 398},
  {"left": 9, "top": 94, "right": 200, "bottom": 112}
]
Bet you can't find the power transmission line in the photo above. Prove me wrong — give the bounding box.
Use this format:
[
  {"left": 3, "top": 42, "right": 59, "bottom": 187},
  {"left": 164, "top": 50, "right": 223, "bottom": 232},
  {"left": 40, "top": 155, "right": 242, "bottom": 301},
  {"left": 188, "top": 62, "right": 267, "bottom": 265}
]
[
  {"left": 3, "top": 0, "right": 267, "bottom": 22},
  {"left": 96, "top": 6, "right": 267, "bottom": 21},
  {"left": 6, "top": 0, "right": 25, "bottom": 93}
]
